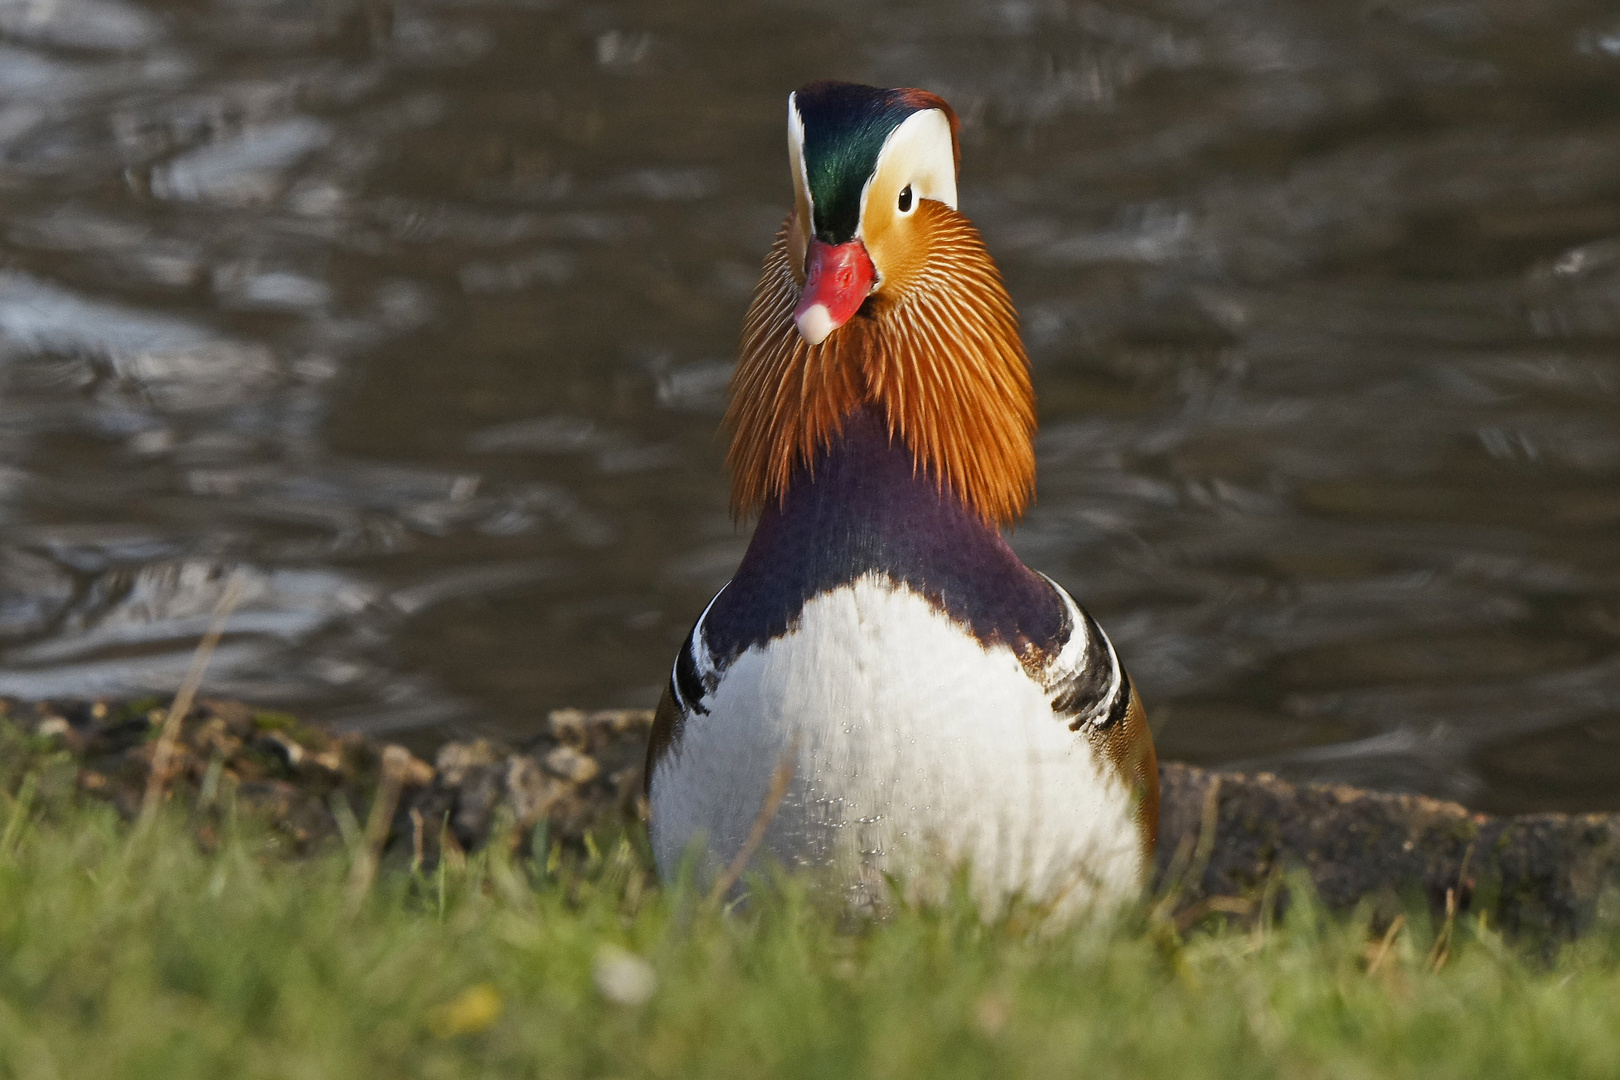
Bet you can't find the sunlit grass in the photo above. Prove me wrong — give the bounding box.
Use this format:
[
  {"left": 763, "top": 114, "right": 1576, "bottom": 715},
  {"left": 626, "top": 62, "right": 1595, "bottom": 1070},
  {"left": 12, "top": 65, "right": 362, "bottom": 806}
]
[{"left": 2, "top": 750, "right": 1620, "bottom": 1078}]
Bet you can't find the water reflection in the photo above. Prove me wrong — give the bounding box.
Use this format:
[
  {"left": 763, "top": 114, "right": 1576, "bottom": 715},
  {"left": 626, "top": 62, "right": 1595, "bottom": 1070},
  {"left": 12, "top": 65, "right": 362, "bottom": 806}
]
[{"left": 2, "top": 0, "right": 1619, "bottom": 811}]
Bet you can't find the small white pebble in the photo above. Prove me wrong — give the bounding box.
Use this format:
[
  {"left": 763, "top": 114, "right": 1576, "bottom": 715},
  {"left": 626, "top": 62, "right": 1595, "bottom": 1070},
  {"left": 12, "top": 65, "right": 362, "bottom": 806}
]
[
  {"left": 593, "top": 946, "right": 657, "bottom": 1007},
  {"left": 36, "top": 716, "right": 72, "bottom": 740}
]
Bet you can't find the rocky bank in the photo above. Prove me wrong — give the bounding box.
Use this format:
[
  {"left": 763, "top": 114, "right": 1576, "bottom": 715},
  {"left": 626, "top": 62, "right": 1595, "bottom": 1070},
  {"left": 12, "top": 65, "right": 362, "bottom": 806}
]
[{"left": 4, "top": 697, "right": 1617, "bottom": 938}]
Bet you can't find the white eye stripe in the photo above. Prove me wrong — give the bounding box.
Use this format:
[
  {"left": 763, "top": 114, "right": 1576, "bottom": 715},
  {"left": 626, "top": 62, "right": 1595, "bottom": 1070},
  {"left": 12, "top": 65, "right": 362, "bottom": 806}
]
[{"left": 787, "top": 92, "right": 813, "bottom": 220}]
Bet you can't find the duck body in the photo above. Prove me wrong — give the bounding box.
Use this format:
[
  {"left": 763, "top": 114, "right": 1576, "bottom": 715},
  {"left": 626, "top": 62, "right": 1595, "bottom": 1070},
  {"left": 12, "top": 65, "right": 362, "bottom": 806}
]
[
  {"left": 645, "top": 81, "right": 1157, "bottom": 910},
  {"left": 648, "top": 408, "right": 1155, "bottom": 908}
]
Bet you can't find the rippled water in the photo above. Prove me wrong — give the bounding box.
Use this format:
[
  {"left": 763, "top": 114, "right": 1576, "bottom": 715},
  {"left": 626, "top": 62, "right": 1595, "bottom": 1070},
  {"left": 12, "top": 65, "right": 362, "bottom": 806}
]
[{"left": 3, "top": 0, "right": 1619, "bottom": 812}]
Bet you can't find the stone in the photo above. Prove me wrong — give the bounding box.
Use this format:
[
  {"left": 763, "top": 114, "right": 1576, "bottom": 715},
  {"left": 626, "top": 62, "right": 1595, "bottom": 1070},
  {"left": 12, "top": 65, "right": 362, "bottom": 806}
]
[
  {"left": 255, "top": 729, "right": 305, "bottom": 769},
  {"left": 547, "top": 709, "right": 588, "bottom": 748},
  {"left": 544, "top": 745, "right": 600, "bottom": 785},
  {"left": 435, "top": 739, "right": 500, "bottom": 786},
  {"left": 506, "top": 755, "right": 565, "bottom": 828}
]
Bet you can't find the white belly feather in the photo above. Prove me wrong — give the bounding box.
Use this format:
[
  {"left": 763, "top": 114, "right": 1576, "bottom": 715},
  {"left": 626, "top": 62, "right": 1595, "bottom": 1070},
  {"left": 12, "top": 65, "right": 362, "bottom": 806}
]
[{"left": 648, "top": 575, "right": 1142, "bottom": 910}]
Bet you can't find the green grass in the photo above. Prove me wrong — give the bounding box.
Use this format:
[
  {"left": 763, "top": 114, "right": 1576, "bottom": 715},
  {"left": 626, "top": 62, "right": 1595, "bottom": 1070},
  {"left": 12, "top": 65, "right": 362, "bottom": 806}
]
[{"left": 3, "top": 764, "right": 1620, "bottom": 1078}]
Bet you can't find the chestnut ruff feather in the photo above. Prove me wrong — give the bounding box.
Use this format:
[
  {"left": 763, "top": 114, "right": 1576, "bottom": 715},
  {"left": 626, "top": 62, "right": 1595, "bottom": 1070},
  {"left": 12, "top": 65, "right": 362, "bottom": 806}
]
[{"left": 726, "top": 198, "right": 1036, "bottom": 526}]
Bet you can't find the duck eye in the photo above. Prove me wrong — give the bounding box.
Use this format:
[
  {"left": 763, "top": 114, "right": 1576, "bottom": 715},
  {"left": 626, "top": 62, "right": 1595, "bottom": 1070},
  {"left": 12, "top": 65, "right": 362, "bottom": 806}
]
[{"left": 897, "top": 185, "right": 913, "bottom": 213}]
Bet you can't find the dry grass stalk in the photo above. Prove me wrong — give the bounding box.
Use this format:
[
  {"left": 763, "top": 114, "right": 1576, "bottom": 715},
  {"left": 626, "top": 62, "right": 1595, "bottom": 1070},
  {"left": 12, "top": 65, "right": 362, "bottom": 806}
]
[
  {"left": 1427, "top": 840, "right": 1475, "bottom": 972},
  {"left": 409, "top": 807, "right": 426, "bottom": 875},
  {"left": 139, "top": 571, "right": 248, "bottom": 825},
  {"left": 1428, "top": 888, "right": 1459, "bottom": 972},
  {"left": 707, "top": 742, "right": 797, "bottom": 908},
  {"left": 1151, "top": 775, "right": 1222, "bottom": 929},
  {"left": 1173, "top": 894, "right": 1254, "bottom": 934},
  {"left": 440, "top": 816, "right": 467, "bottom": 870},
  {"left": 345, "top": 745, "right": 411, "bottom": 911},
  {"left": 1366, "top": 914, "right": 1406, "bottom": 975}
]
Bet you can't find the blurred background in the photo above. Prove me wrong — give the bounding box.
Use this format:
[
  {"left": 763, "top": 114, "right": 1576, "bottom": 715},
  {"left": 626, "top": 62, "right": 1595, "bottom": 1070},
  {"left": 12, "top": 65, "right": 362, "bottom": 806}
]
[{"left": 2, "top": 0, "right": 1619, "bottom": 812}]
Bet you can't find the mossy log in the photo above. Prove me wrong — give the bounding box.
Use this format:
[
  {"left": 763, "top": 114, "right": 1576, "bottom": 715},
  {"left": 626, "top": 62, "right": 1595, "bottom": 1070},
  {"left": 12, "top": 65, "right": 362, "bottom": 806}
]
[{"left": 1156, "top": 762, "right": 1620, "bottom": 939}]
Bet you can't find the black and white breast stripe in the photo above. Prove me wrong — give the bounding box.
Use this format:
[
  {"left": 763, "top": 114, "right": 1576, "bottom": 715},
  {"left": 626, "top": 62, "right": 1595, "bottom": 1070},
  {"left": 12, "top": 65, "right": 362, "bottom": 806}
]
[
  {"left": 1035, "top": 573, "right": 1133, "bottom": 732},
  {"left": 670, "top": 584, "right": 727, "bottom": 717},
  {"left": 669, "top": 575, "right": 1130, "bottom": 732}
]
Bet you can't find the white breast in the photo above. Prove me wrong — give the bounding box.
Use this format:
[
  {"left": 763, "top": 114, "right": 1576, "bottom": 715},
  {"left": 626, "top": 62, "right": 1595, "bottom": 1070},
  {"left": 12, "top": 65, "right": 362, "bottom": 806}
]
[{"left": 649, "top": 574, "right": 1143, "bottom": 912}]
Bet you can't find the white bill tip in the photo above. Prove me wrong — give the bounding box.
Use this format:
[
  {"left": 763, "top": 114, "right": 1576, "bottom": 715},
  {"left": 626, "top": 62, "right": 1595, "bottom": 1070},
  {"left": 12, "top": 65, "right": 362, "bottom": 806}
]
[{"left": 795, "top": 303, "right": 834, "bottom": 345}]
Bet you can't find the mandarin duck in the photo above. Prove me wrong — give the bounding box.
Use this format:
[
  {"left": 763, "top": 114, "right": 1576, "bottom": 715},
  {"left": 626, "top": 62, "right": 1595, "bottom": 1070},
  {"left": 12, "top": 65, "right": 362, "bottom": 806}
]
[{"left": 646, "top": 81, "right": 1158, "bottom": 910}]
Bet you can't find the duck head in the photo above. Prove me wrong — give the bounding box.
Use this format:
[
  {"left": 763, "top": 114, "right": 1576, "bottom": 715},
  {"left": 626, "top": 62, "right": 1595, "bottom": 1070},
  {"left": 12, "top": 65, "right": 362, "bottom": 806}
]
[
  {"left": 728, "top": 81, "right": 1036, "bottom": 526},
  {"left": 785, "top": 82, "right": 961, "bottom": 345}
]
